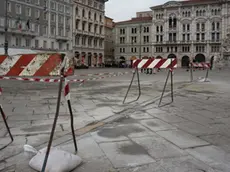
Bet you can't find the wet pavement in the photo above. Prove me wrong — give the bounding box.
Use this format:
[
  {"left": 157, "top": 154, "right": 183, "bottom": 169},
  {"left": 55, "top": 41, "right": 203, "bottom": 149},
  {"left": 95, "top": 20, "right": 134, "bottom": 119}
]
[{"left": 0, "top": 68, "right": 230, "bottom": 171}]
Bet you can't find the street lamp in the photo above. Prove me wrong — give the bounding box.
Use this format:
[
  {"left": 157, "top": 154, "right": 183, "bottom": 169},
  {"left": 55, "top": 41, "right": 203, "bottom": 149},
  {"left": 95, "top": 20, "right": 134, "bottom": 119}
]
[{"left": 4, "top": 0, "right": 8, "bottom": 55}]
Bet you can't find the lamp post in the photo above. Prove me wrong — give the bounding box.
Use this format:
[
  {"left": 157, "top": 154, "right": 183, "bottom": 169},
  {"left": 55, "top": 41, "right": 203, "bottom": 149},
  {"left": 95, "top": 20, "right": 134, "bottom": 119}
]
[{"left": 4, "top": 0, "right": 8, "bottom": 55}]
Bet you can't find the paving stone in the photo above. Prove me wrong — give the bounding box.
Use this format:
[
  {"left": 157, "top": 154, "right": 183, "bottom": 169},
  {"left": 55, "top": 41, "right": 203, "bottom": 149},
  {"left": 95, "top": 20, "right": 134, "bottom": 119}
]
[
  {"left": 140, "top": 119, "right": 176, "bottom": 132},
  {"left": 186, "top": 145, "right": 230, "bottom": 172},
  {"left": 200, "top": 134, "right": 230, "bottom": 153},
  {"left": 0, "top": 145, "right": 22, "bottom": 161},
  {"left": 8, "top": 114, "right": 49, "bottom": 121},
  {"left": 157, "top": 130, "right": 210, "bottom": 149},
  {"left": 159, "top": 155, "right": 217, "bottom": 172},
  {"left": 10, "top": 124, "right": 63, "bottom": 135},
  {"left": 145, "top": 108, "right": 166, "bottom": 115},
  {"left": 119, "top": 163, "right": 168, "bottom": 172},
  {"left": 0, "top": 136, "right": 25, "bottom": 146},
  {"left": 129, "top": 111, "right": 153, "bottom": 119},
  {"left": 59, "top": 136, "right": 105, "bottom": 159},
  {"left": 88, "top": 107, "right": 114, "bottom": 121},
  {"left": 178, "top": 112, "right": 215, "bottom": 125},
  {"left": 73, "top": 156, "right": 115, "bottom": 172},
  {"left": 173, "top": 121, "right": 219, "bottom": 136},
  {"left": 99, "top": 140, "right": 156, "bottom": 168},
  {"left": 151, "top": 113, "right": 188, "bottom": 123},
  {"left": 132, "top": 135, "right": 187, "bottom": 159}
]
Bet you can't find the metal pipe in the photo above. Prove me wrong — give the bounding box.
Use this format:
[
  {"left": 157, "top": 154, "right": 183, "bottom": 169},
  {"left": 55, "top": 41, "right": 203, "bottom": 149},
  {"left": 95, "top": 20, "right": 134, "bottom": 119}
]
[
  {"left": 139, "top": 24, "right": 142, "bottom": 59},
  {"left": 4, "top": 0, "right": 8, "bottom": 55}
]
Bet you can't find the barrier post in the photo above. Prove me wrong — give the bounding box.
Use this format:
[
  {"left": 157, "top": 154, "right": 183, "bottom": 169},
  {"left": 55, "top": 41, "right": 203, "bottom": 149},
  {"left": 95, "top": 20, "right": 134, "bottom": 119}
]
[
  {"left": 190, "top": 63, "right": 193, "bottom": 82},
  {"left": 64, "top": 78, "right": 78, "bottom": 153},
  {"left": 123, "top": 67, "right": 141, "bottom": 104},
  {"left": 158, "top": 59, "right": 175, "bottom": 107},
  {"left": 204, "top": 67, "right": 209, "bottom": 82}
]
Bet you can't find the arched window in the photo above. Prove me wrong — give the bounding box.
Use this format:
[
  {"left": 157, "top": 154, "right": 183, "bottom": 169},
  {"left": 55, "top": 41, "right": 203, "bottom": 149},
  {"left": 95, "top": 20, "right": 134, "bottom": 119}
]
[
  {"left": 215, "top": 9, "right": 217, "bottom": 15},
  {"left": 188, "top": 11, "right": 191, "bottom": 17},
  {"left": 156, "top": 26, "right": 159, "bottom": 32},
  {"left": 203, "top": 10, "right": 206, "bottom": 16},
  {"left": 169, "top": 17, "right": 172, "bottom": 27},
  {"left": 160, "top": 25, "right": 163, "bottom": 32},
  {"left": 212, "top": 22, "right": 215, "bottom": 31},
  {"left": 196, "top": 10, "right": 199, "bottom": 16},
  {"left": 199, "top": 10, "right": 202, "bottom": 16},
  {"left": 182, "top": 11, "right": 185, "bottom": 17},
  {"left": 82, "top": 9, "right": 85, "bottom": 17},
  {"left": 173, "top": 17, "right": 177, "bottom": 27},
  {"left": 156, "top": 14, "right": 159, "bottom": 19},
  {"left": 211, "top": 9, "right": 214, "bottom": 15}
]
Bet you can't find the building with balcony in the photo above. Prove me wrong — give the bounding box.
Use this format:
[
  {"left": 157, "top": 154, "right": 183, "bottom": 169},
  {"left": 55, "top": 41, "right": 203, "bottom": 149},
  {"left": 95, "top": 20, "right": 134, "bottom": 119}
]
[
  {"left": 0, "top": 0, "right": 73, "bottom": 53},
  {"left": 104, "top": 16, "right": 114, "bottom": 63},
  {"left": 73, "top": 0, "right": 107, "bottom": 67},
  {"left": 114, "top": 11, "right": 153, "bottom": 64},
  {"left": 151, "top": 0, "right": 230, "bottom": 67}
]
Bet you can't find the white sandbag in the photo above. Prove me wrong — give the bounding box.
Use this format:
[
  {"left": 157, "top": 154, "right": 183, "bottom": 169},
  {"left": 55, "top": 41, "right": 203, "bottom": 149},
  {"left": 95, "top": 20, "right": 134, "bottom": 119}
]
[{"left": 29, "top": 147, "right": 82, "bottom": 172}]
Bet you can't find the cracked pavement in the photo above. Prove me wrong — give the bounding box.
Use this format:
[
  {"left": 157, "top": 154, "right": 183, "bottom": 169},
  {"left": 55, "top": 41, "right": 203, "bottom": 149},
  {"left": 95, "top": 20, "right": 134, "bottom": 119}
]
[{"left": 0, "top": 68, "right": 230, "bottom": 172}]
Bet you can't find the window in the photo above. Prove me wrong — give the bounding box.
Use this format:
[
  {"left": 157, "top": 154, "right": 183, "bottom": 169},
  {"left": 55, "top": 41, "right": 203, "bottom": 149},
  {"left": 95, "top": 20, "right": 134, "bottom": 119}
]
[
  {"left": 160, "top": 26, "right": 163, "bottom": 32},
  {"left": 131, "top": 28, "right": 137, "bottom": 34},
  {"left": 82, "top": 22, "right": 85, "bottom": 31},
  {"left": 212, "top": 22, "right": 215, "bottom": 31},
  {"left": 196, "top": 33, "right": 200, "bottom": 41},
  {"left": 160, "top": 35, "right": 163, "bottom": 42},
  {"left": 35, "top": 24, "right": 39, "bottom": 33},
  {"left": 16, "top": 4, "right": 21, "bottom": 14},
  {"left": 7, "top": 2, "right": 11, "bottom": 12},
  {"left": 156, "top": 35, "right": 159, "bottom": 42},
  {"left": 144, "top": 36, "right": 149, "bottom": 43},
  {"left": 35, "top": 10, "right": 40, "bottom": 19},
  {"left": 59, "top": 15, "right": 63, "bottom": 23},
  {"left": 35, "top": 40, "right": 39, "bottom": 48},
  {"left": 75, "top": 36, "right": 80, "bottom": 45},
  {"left": 94, "top": 39, "right": 97, "bottom": 46},
  {"left": 58, "top": 28, "right": 63, "bottom": 36},
  {"left": 65, "top": 6, "right": 70, "bottom": 14},
  {"left": 120, "top": 37, "right": 125, "bottom": 44},
  {"left": 100, "top": 15, "right": 102, "bottom": 22},
  {"left": 51, "top": 42, "right": 54, "bottom": 49},
  {"left": 144, "top": 27, "right": 149, "bottom": 33},
  {"left": 43, "top": 41, "right": 47, "bottom": 49},
  {"left": 120, "top": 28, "right": 125, "bottom": 34},
  {"left": 201, "top": 23, "right": 205, "bottom": 31},
  {"left": 173, "top": 33, "right": 176, "bottom": 41},
  {"left": 26, "top": 7, "right": 31, "bottom": 17},
  {"left": 156, "top": 26, "right": 159, "bottom": 33},
  {"left": 187, "top": 34, "right": 190, "bottom": 41},
  {"left": 51, "top": 13, "right": 55, "bottom": 22},
  {"left": 82, "top": 9, "right": 85, "bottom": 17},
  {"left": 216, "top": 33, "right": 220, "bottom": 41},
  {"left": 196, "top": 23, "right": 200, "bottom": 31},
  {"left": 43, "top": 26, "right": 47, "bottom": 35},
  {"left": 94, "top": 13, "right": 97, "bottom": 21},
  {"left": 59, "top": 42, "right": 63, "bottom": 50},
  {"left": 25, "top": 39, "right": 30, "bottom": 47},
  {"left": 51, "top": 27, "right": 55, "bottom": 35},
  {"left": 201, "top": 33, "right": 205, "bottom": 41},
  {"left": 183, "top": 24, "right": 186, "bottom": 32},
  {"left": 131, "top": 36, "right": 137, "bottom": 43},
  {"left": 75, "top": 7, "right": 78, "bottom": 16},
  {"left": 211, "top": 33, "right": 215, "bottom": 41},
  {"left": 217, "top": 22, "right": 220, "bottom": 30},
  {"left": 88, "top": 11, "right": 91, "bottom": 19},
  {"left": 58, "top": 4, "right": 64, "bottom": 12},
  {"left": 183, "top": 34, "right": 185, "bottom": 41},
  {"left": 67, "top": 43, "right": 69, "bottom": 50},
  {"left": 187, "top": 24, "right": 190, "bottom": 31},
  {"left": 88, "top": 38, "right": 92, "bottom": 46},
  {"left": 44, "top": 12, "right": 48, "bottom": 20}
]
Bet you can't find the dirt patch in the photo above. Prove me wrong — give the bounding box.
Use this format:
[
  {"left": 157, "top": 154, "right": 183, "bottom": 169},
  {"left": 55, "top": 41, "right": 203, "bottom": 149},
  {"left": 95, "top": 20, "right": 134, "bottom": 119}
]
[{"left": 118, "top": 142, "right": 148, "bottom": 155}]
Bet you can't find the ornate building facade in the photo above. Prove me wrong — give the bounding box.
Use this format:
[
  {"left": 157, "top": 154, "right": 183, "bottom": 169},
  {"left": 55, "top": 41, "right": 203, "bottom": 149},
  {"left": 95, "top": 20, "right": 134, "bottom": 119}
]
[
  {"left": 73, "top": 0, "right": 107, "bottom": 67},
  {"left": 0, "top": 0, "right": 73, "bottom": 53},
  {"left": 151, "top": 0, "right": 230, "bottom": 67},
  {"left": 114, "top": 11, "right": 152, "bottom": 64},
  {"left": 104, "top": 16, "right": 114, "bottom": 63}
]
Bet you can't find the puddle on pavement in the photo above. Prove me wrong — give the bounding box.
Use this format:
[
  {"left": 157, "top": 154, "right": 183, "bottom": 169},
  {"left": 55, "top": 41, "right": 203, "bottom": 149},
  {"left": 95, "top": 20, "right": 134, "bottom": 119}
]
[
  {"left": 115, "top": 116, "right": 138, "bottom": 124},
  {"left": 118, "top": 142, "right": 148, "bottom": 155},
  {"left": 97, "top": 125, "right": 145, "bottom": 138}
]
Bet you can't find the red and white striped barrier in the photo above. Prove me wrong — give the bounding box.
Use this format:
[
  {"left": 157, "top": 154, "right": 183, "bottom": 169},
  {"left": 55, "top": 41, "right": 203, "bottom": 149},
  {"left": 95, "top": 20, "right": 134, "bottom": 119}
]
[
  {"left": 190, "top": 62, "right": 211, "bottom": 69},
  {"left": 64, "top": 79, "right": 70, "bottom": 100},
  {"left": 0, "top": 53, "right": 74, "bottom": 77},
  {"left": 132, "top": 59, "right": 177, "bottom": 69},
  {"left": 0, "top": 71, "right": 130, "bottom": 84}
]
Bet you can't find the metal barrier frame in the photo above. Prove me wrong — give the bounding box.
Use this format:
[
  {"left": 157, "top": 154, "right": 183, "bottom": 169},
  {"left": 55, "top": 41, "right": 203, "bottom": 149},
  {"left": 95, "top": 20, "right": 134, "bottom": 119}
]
[{"left": 190, "top": 62, "right": 210, "bottom": 82}]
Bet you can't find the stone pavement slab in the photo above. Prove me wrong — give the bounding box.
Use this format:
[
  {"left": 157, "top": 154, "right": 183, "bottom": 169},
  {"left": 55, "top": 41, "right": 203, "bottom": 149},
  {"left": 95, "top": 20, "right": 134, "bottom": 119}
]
[
  {"left": 99, "top": 140, "right": 156, "bottom": 168},
  {"left": 186, "top": 145, "right": 230, "bottom": 172},
  {"left": 156, "top": 130, "right": 210, "bottom": 149},
  {"left": 132, "top": 136, "right": 187, "bottom": 159},
  {"left": 140, "top": 119, "right": 176, "bottom": 132}
]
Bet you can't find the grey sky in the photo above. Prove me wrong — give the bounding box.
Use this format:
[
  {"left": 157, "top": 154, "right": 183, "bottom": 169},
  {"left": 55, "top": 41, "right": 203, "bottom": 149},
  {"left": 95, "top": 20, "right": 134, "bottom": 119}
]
[{"left": 105, "top": 0, "right": 169, "bottom": 22}]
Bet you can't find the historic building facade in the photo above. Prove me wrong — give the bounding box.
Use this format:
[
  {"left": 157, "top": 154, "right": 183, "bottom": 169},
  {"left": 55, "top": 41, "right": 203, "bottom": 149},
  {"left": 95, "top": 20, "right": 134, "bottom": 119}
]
[
  {"left": 104, "top": 16, "right": 114, "bottom": 63},
  {"left": 73, "top": 0, "right": 107, "bottom": 67},
  {"left": 114, "top": 11, "right": 153, "bottom": 64},
  {"left": 151, "top": 0, "right": 230, "bottom": 67},
  {"left": 0, "top": 0, "right": 73, "bottom": 52}
]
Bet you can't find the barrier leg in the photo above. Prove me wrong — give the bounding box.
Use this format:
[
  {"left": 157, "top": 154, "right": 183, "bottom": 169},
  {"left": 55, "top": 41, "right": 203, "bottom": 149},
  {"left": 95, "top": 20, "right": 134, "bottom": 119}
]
[
  {"left": 204, "top": 69, "right": 209, "bottom": 82},
  {"left": 67, "top": 99, "right": 78, "bottom": 153},
  {"left": 123, "top": 68, "right": 141, "bottom": 104},
  {"left": 190, "top": 64, "right": 193, "bottom": 82},
  {"left": 136, "top": 67, "right": 141, "bottom": 101},
  {"left": 158, "top": 70, "right": 171, "bottom": 107},
  {"left": 0, "top": 105, "right": 14, "bottom": 142},
  {"left": 41, "top": 75, "right": 64, "bottom": 172},
  {"left": 171, "top": 70, "right": 174, "bottom": 102}
]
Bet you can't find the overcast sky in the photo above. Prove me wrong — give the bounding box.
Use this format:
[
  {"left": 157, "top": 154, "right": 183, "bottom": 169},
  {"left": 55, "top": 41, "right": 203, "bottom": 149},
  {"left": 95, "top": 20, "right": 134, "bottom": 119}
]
[{"left": 105, "top": 0, "right": 169, "bottom": 22}]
